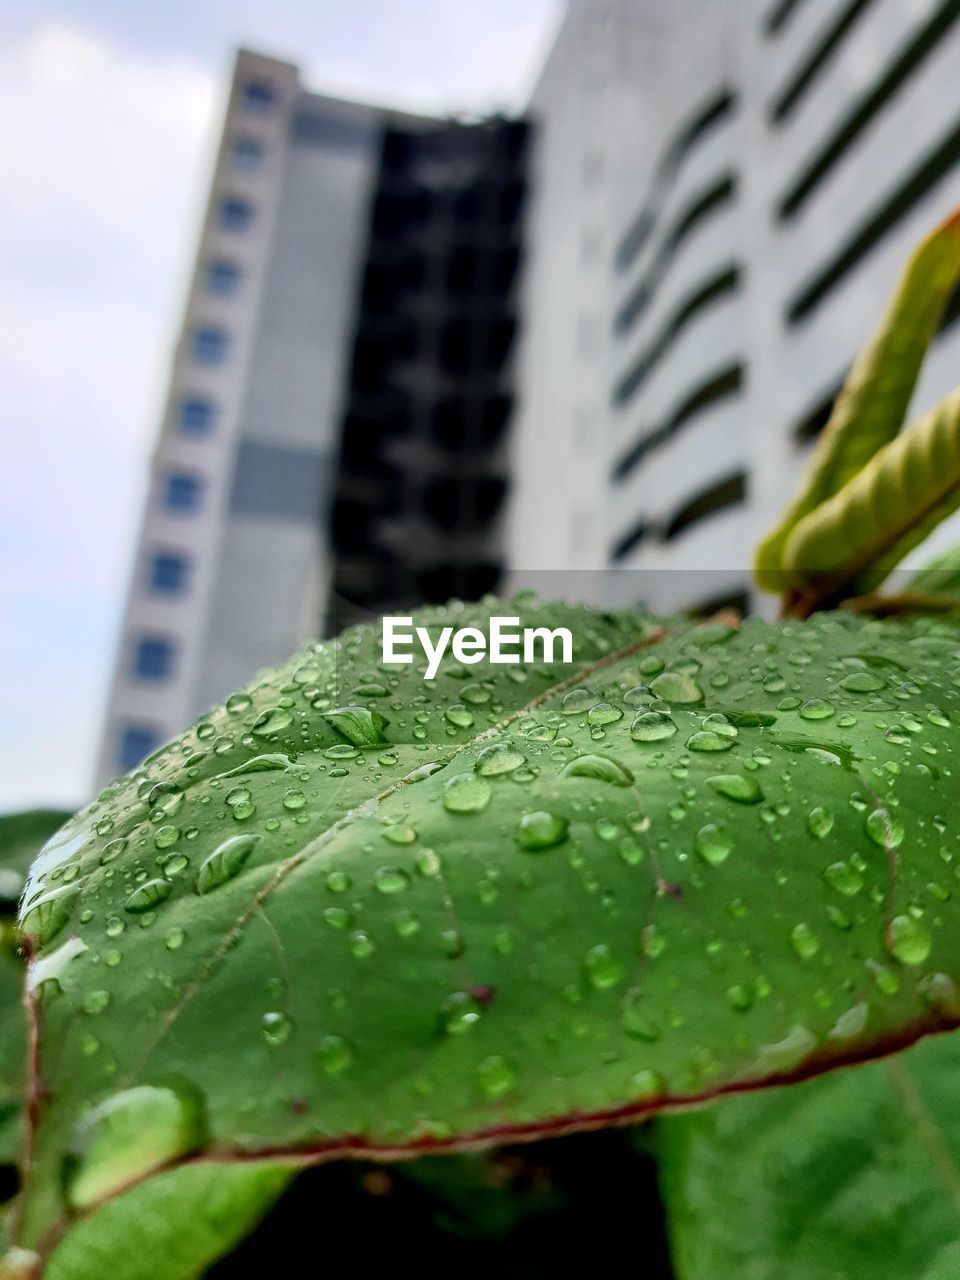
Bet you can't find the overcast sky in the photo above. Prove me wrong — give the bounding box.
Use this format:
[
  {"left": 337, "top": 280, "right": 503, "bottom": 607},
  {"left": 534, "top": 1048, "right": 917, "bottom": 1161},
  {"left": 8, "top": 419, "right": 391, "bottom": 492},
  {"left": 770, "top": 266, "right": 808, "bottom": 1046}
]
[{"left": 0, "top": 0, "right": 562, "bottom": 812}]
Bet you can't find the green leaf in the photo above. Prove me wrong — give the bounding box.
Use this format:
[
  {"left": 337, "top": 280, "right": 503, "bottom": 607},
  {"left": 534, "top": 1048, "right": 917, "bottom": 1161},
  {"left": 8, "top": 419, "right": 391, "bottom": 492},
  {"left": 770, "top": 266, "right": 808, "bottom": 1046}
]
[
  {"left": 658, "top": 1029, "right": 960, "bottom": 1280},
  {"left": 0, "top": 812, "right": 72, "bottom": 908},
  {"left": 0, "top": 811, "right": 65, "bottom": 1169},
  {"left": 909, "top": 543, "right": 960, "bottom": 603},
  {"left": 782, "top": 389, "right": 960, "bottom": 607},
  {"left": 43, "top": 1162, "right": 290, "bottom": 1280},
  {"left": 0, "top": 925, "right": 25, "bottom": 1168},
  {"left": 9, "top": 601, "right": 960, "bottom": 1270},
  {"left": 755, "top": 207, "right": 960, "bottom": 594}
]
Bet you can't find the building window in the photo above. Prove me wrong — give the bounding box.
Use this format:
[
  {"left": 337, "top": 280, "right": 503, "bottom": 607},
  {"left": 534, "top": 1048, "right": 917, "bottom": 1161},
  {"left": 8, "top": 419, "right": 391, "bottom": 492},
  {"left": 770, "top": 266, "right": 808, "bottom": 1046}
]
[
  {"left": 242, "top": 79, "right": 277, "bottom": 113},
  {"left": 118, "top": 724, "right": 162, "bottom": 772},
  {"left": 148, "top": 551, "right": 190, "bottom": 594},
  {"left": 231, "top": 136, "right": 264, "bottom": 170},
  {"left": 205, "top": 259, "right": 242, "bottom": 297},
  {"left": 163, "top": 472, "right": 204, "bottom": 513},
  {"left": 177, "top": 396, "right": 217, "bottom": 436},
  {"left": 219, "top": 197, "right": 254, "bottom": 232},
  {"left": 132, "top": 636, "right": 176, "bottom": 680},
  {"left": 191, "top": 326, "right": 229, "bottom": 365}
]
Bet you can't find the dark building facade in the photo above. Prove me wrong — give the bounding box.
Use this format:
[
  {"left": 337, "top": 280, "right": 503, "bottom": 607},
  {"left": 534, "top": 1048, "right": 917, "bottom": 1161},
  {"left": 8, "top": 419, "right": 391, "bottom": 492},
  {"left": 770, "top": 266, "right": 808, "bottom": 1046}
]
[{"left": 328, "top": 116, "right": 530, "bottom": 629}]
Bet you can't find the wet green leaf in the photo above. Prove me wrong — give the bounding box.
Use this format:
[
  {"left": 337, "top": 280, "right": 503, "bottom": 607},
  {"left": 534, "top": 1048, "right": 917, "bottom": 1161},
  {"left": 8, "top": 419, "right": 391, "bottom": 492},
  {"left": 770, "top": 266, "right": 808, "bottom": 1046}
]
[
  {"left": 9, "top": 601, "right": 960, "bottom": 1271},
  {"left": 659, "top": 1029, "right": 960, "bottom": 1280},
  {"left": 0, "top": 812, "right": 71, "bottom": 910},
  {"left": 756, "top": 208, "right": 960, "bottom": 594}
]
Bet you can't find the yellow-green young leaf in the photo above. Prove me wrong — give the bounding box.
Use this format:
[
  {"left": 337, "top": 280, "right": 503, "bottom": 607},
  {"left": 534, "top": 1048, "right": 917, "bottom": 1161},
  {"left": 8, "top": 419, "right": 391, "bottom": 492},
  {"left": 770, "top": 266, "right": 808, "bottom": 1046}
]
[
  {"left": 908, "top": 542, "right": 960, "bottom": 603},
  {"left": 43, "top": 1162, "right": 291, "bottom": 1280},
  {"left": 658, "top": 1030, "right": 960, "bottom": 1280},
  {"left": 755, "top": 207, "right": 960, "bottom": 594},
  {"left": 782, "top": 389, "right": 960, "bottom": 606}
]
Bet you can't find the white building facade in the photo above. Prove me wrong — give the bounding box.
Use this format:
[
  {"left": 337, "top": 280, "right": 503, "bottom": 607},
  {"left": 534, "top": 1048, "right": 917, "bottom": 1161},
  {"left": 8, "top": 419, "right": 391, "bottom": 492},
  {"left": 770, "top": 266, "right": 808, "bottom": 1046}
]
[
  {"left": 99, "top": 5, "right": 960, "bottom": 784},
  {"left": 507, "top": 0, "right": 960, "bottom": 615},
  {"left": 95, "top": 51, "right": 383, "bottom": 783}
]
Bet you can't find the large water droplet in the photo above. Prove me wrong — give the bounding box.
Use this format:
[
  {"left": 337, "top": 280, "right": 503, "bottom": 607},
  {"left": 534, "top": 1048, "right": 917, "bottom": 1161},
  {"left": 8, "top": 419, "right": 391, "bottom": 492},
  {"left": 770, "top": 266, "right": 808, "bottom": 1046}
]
[
  {"left": 706, "top": 774, "right": 763, "bottom": 805},
  {"left": 475, "top": 1054, "right": 515, "bottom": 1099},
  {"left": 441, "top": 991, "right": 483, "bottom": 1035},
  {"left": 442, "top": 773, "right": 491, "bottom": 814},
  {"left": 323, "top": 705, "right": 389, "bottom": 748},
  {"left": 262, "top": 1010, "right": 291, "bottom": 1045},
  {"left": 798, "top": 699, "right": 834, "bottom": 721},
  {"left": 559, "top": 754, "right": 634, "bottom": 786},
  {"left": 124, "top": 879, "right": 171, "bottom": 914},
  {"left": 517, "top": 811, "right": 568, "bottom": 851},
  {"left": 375, "top": 866, "right": 410, "bottom": 895},
  {"left": 790, "top": 922, "right": 819, "bottom": 959},
  {"left": 650, "top": 672, "right": 704, "bottom": 704},
  {"left": 622, "top": 987, "right": 660, "bottom": 1040},
  {"left": 196, "top": 834, "right": 260, "bottom": 894},
  {"left": 823, "top": 861, "right": 863, "bottom": 897},
  {"left": 685, "top": 730, "right": 734, "bottom": 753},
  {"left": 475, "top": 743, "right": 526, "bottom": 776},
  {"left": 251, "top": 707, "right": 293, "bottom": 737},
  {"left": 560, "top": 689, "right": 594, "bottom": 716},
  {"left": 694, "top": 824, "right": 732, "bottom": 866},
  {"left": 866, "top": 808, "right": 904, "bottom": 849},
  {"left": 444, "top": 706, "right": 475, "bottom": 730},
  {"left": 840, "top": 672, "right": 886, "bottom": 692},
  {"left": 631, "top": 711, "right": 678, "bottom": 743},
  {"left": 887, "top": 915, "right": 931, "bottom": 966},
  {"left": 317, "top": 1034, "right": 352, "bottom": 1075},
  {"left": 584, "top": 944, "right": 622, "bottom": 989},
  {"left": 807, "top": 807, "right": 834, "bottom": 839},
  {"left": 587, "top": 701, "right": 624, "bottom": 726}
]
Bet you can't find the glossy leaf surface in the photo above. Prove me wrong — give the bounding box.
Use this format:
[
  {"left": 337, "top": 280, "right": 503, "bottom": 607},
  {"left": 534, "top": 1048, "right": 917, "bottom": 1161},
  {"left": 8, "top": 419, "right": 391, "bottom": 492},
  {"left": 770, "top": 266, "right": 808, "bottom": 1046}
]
[
  {"left": 10, "top": 601, "right": 960, "bottom": 1270},
  {"left": 659, "top": 1028, "right": 960, "bottom": 1280}
]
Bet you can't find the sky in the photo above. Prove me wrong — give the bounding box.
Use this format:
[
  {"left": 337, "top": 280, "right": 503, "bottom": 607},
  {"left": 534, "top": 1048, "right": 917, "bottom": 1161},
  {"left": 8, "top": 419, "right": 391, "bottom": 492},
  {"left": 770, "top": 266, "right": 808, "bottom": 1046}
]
[{"left": 0, "top": 0, "right": 563, "bottom": 813}]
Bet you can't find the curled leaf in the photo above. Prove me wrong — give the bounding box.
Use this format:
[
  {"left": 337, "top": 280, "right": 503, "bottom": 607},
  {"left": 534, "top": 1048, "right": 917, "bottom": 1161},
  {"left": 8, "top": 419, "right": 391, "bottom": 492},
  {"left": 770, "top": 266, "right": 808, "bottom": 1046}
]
[
  {"left": 756, "top": 207, "right": 960, "bottom": 594},
  {"left": 783, "top": 389, "right": 960, "bottom": 608}
]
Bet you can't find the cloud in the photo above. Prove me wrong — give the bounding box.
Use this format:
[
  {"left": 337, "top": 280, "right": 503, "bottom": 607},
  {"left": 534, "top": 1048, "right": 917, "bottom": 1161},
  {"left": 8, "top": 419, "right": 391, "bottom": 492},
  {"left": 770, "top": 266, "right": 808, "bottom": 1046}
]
[{"left": 0, "top": 24, "right": 216, "bottom": 811}]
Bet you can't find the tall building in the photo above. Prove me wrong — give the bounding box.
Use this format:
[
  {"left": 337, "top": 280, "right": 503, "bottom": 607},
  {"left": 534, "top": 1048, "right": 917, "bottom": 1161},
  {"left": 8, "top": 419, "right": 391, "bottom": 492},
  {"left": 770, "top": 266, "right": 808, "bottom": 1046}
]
[
  {"left": 98, "top": 3, "right": 960, "bottom": 783},
  {"left": 95, "top": 49, "right": 527, "bottom": 784},
  {"left": 328, "top": 115, "right": 528, "bottom": 630},
  {"left": 506, "top": 0, "right": 960, "bottom": 615}
]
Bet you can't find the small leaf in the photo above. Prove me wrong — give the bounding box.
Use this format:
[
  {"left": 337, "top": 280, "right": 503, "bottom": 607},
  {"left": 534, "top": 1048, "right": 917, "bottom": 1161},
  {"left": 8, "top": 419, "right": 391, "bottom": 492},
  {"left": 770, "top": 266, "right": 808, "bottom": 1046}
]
[
  {"left": 658, "top": 1029, "right": 960, "bottom": 1279},
  {"left": 43, "top": 1162, "right": 290, "bottom": 1280},
  {"left": 782, "top": 388, "right": 960, "bottom": 606},
  {"left": 0, "top": 812, "right": 71, "bottom": 903},
  {"left": 908, "top": 542, "right": 960, "bottom": 603},
  {"left": 756, "top": 207, "right": 960, "bottom": 593}
]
